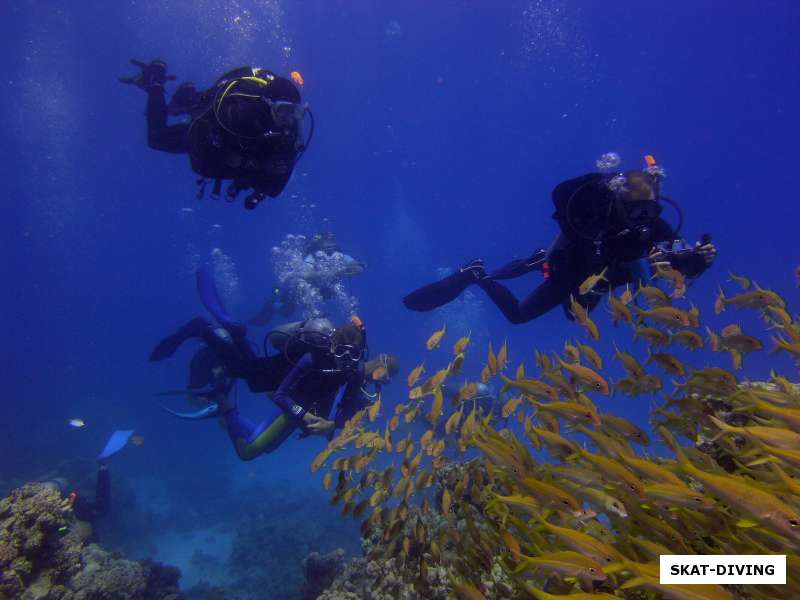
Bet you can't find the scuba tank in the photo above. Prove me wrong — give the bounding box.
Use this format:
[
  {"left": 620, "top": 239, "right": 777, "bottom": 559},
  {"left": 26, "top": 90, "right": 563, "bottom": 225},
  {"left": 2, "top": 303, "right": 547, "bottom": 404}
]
[{"left": 264, "top": 318, "right": 335, "bottom": 362}]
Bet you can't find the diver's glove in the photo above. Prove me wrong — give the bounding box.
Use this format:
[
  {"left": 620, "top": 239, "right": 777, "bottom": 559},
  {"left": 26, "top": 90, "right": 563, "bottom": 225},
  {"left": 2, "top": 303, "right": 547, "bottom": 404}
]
[
  {"left": 119, "top": 59, "right": 176, "bottom": 90},
  {"left": 649, "top": 238, "right": 716, "bottom": 279}
]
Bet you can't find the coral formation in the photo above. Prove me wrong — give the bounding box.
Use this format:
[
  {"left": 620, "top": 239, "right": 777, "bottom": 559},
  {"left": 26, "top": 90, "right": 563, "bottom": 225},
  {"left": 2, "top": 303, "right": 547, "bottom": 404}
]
[
  {"left": 0, "top": 483, "right": 182, "bottom": 599},
  {"left": 299, "top": 548, "right": 345, "bottom": 600}
]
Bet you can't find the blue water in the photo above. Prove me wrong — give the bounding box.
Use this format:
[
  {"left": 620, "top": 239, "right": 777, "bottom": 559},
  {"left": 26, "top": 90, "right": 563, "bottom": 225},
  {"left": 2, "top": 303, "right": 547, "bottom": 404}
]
[{"left": 4, "top": 1, "right": 800, "bottom": 595}]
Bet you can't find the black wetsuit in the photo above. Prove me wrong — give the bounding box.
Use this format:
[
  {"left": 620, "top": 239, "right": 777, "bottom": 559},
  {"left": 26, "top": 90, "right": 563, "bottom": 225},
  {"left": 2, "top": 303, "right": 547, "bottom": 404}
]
[
  {"left": 145, "top": 66, "right": 302, "bottom": 199},
  {"left": 404, "top": 173, "right": 710, "bottom": 324}
]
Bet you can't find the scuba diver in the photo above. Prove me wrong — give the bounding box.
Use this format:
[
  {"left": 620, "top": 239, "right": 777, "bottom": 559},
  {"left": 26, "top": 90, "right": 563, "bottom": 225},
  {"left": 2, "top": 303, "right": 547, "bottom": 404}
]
[
  {"left": 403, "top": 158, "right": 717, "bottom": 324},
  {"left": 40, "top": 429, "right": 139, "bottom": 541},
  {"left": 257, "top": 231, "right": 366, "bottom": 322},
  {"left": 151, "top": 270, "right": 397, "bottom": 461},
  {"left": 249, "top": 232, "right": 366, "bottom": 326},
  {"left": 120, "top": 59, "right": 312, "bottom": 210},
  {"left": 44, "top": 466, "right": 110, "bottom": 538}
]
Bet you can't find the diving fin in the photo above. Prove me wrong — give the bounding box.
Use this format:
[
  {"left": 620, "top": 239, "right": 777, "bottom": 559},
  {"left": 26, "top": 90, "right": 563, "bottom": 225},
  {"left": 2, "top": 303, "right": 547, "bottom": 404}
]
[
  {"left": 196, "top": 268, "right": 244, "bottom": 333},
  {"left": 160, "top": 403, "right": 221, "bottom": 420},
  {"left": 97, "top": 430, "right": 135, "bottom": 461},
  {"left": 149, "top": 317, "right": 208, "bottom": 361},
  {"left": 402, "top": 265, "right": 480, "bottom": 312}
]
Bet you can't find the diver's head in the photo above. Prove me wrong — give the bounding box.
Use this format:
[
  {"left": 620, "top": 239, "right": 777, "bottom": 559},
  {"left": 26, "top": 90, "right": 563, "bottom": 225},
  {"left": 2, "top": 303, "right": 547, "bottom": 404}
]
[
  {"left": 618, "top": 170, "right": 659, "bottom": 202},
  {"left": 612, "top": 170, "right": 663, "bottom": 227},
  {"left": 330, "top": 322, "right": 365, "bottom": 370},
  {"left": 365, "top": 354, "right": 399, "bottom": 384}
]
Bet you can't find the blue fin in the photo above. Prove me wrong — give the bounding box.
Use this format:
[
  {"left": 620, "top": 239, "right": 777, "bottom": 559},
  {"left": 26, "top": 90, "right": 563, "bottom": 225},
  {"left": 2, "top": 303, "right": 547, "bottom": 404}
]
[
  {"left": 98, "top": 430, "right": 135, "bottom": 461},
  {"left": 196, "top": 268, "right": 242, "bottom": 329},
  {"left": 160, "top": 403, "right": 220, "bottom": 420}
]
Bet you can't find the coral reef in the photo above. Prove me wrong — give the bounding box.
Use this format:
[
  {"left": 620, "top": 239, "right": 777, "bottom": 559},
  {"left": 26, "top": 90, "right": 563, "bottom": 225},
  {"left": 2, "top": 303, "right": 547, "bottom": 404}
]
[
  {"left": 0, "top": 483, "right": 182, "bottom": 599},
  {"left": 299, "top": 548, "right": 345, "bottom": 600},
  {"left": 317, "top": 462, "right": 514, "bottom": 600},
  {"left": 224, "top": 480, "right": 361, "bottom": 600}
]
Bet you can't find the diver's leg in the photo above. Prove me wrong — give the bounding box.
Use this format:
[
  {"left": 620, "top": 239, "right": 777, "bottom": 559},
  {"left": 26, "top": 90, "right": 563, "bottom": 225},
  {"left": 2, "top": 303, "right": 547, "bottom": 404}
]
[
  {"left": 223, "top": 405, "right": 298, "bottom": 461},
  {"left": 477, "top": 277, "right": 575, "bottom": 324},
  {"left": 93, "top": 465, "right": 111, "bottom": 518},
  {"left": 487, "top": 248, "right": 547, "bottom": 280},
  {"left": 402, "top": 262, "right": 485, "bottom": 312},
  {"left": 146, "top": 84, "right": 190, "bottom": 154}
]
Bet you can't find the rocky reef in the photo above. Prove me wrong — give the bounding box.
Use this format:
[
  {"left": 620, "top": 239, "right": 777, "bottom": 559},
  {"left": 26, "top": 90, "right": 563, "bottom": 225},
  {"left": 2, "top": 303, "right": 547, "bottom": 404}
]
[{"left": 0, "top": 483, "right": 182, "bottom": 599}]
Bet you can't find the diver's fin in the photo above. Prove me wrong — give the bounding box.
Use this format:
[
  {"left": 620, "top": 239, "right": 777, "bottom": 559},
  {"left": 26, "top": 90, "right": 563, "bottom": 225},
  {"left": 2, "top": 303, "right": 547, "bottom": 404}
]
[
  {"left": 196, "top": 268, "right": 244, "bottom": 332},
  {"left": 160, "top": 403, "right": 221, "bottom": 420},
  {"left": 97, "top": 430, "right": 135, "bottom": 461},
  {"left": 149, "top": 317, "right": 208, "bottom": 361},
  {"left": 402, "top": 265, "right": 480, "bottom": 312}
]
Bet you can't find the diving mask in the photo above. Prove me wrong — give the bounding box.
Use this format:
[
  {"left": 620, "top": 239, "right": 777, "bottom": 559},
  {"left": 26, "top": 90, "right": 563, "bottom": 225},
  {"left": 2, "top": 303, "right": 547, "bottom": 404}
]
[
  {"left": 332, "top": 343, "right": 363, "bottom": 363},
  {"left": 264, "top": 99, "right": 307, "bottom": 150}
]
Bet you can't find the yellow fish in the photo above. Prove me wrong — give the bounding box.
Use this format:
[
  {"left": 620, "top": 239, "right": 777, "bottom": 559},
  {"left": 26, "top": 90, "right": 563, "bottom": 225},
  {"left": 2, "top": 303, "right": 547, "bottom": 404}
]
[
  {"left": 497, "top": 339, "right": 509, "bottom": 371},
  {"left": 633, "top": 305, "right": 690, "bottom": 328},
  {"left": 426, "top": 324, "right": 447, "bottom": 350},
  {"left": 563, "top": 340, "right": 581, "bottom": 363},
  {"left": 426, "top": 386, "right": 444, "bottom": 425},
  {"left": 453, "top": 331, "right": 471, "bottom": 355},
  {"left": 451, "top": 352, "right": 465, "bottom": 375},
  {"left": 577, "top": 342, "right": 602, "bottom": 370},
  {"left": 728, "top": 271, "right": 752, "bottom": 290},
  {"left": 671, "top": 329, "right": 704, "bottom": 350},
  {"left": 487, "top": 343, "right": 498, "bottom": 375},
  {"left": 445, "top": 406, "right": 463, "bottom": 435},
  {"left": 579, "top": 267, "right": 608, "bottom": 295},
  {"left": 407, "top": 363, "right": 425, "bottom": 387},
  {"left": 367, "top": 396, "right": 381, "bottom": 422},
  {"left": 501, "top": 396, "right": 524, "bottom": 419},
  {"left": 558, "top": 359, "right": 609, "bottom": 395},
  {"left": 715, "top": 285, "right": 785, "bottom": 314}
]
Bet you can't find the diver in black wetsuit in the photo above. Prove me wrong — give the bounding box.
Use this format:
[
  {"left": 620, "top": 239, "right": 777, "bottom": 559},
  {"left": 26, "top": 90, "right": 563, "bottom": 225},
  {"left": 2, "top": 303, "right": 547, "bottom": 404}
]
[
  {"left": 150, "top": 271, "right": 397, "bottom": 460},
  {"left": 120, "top": 60, "right": 312, "bottom": 210},
  {"left": 247, "top": 232, "right": 366, "bottom": 326},
  {"left": 403, "top": 164, "right": 716, "bottom": 324},
  {"left": 43, "top": 465, "right": 111, "bottom": 541}
]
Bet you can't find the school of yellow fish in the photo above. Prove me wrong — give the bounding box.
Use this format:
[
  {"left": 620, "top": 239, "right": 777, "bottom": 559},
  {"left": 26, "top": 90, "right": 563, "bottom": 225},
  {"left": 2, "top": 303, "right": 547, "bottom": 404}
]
[{"left": 311, "top": 270, "right": 800, "bottom": 599}]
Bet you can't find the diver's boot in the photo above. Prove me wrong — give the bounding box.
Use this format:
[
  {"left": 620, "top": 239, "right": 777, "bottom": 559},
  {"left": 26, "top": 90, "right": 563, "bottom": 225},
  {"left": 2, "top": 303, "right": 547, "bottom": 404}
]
[
  {"left": 460, "top": 258, "right": 488, "bottom": 281},
  {"left": 149, "top": 317, "right": 210, "bottom": 361},
  {"left": 119, "top": 59, "right": 175, "bottom": 91}
]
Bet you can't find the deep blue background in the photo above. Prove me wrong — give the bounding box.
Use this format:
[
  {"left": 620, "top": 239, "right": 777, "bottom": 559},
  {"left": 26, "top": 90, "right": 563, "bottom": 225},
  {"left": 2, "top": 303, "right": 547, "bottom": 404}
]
[{"left": 2, "top": 0, "right": 799, "bottom": 585}]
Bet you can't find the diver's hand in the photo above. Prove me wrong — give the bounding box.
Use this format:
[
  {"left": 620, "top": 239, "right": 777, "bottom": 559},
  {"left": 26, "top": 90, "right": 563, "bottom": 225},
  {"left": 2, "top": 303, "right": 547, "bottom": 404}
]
[
  {"left": 303, "top": 413, "right": 335, "bottom": 435},
  {"left": 647, "top": 247, "right": 672, "bottom": 270},
  {"left": 119, "top": 59, "right": 175, "bottom": 89},
  {"left": 694, "top": 241, "right": 716, "bottom": 266}
]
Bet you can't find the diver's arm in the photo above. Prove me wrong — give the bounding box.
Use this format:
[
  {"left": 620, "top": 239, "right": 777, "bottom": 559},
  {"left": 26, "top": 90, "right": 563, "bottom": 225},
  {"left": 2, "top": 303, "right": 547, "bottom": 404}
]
[{"left": 271, "top": 353, "right": 312, "bottom": 421}]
